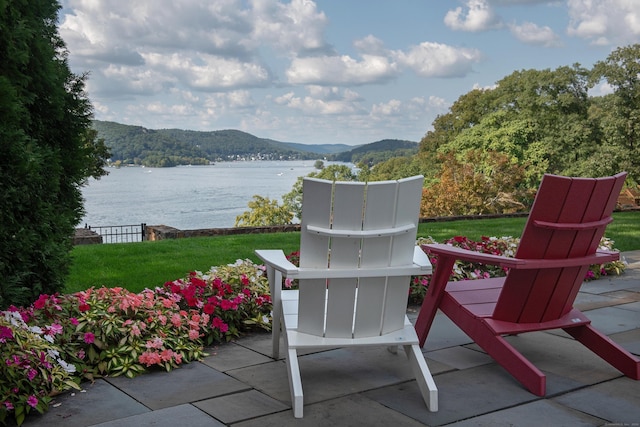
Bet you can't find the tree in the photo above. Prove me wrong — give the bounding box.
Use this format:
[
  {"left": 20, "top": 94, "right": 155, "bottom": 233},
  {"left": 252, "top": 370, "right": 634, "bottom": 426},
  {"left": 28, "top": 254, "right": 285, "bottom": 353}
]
[
  {"left": 591, "top": 44, "right": 640, "bottom": 181},
  {"left": 0, "top": 1, "right": 109, "bottom": 308},
  {"left": 432, "top": 65, "right": 599, "bottom": 188},
  {"left": 234, "top": 195, "right": 293, "bottom": 227},
  {"left": 281, "top": 164, "right": 358, "bottom": 222},
  {"left": 421, "top": 151, "right": 529, "bottom": 217}
]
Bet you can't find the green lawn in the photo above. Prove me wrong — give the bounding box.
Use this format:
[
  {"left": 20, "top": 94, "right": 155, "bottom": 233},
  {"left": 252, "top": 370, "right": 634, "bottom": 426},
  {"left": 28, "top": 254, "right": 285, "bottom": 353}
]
[{"left": 66, "top": 211, "right": 640, "bottom": 294}]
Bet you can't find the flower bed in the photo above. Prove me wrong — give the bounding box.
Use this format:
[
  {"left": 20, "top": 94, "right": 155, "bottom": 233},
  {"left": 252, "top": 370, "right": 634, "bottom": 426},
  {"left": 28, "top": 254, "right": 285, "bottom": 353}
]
[
  {"left": 1, "top": 259, "right": 270, "bottom": 426},
  {"left": 0, "top": 237, "right": 625, "bottom": 426}
]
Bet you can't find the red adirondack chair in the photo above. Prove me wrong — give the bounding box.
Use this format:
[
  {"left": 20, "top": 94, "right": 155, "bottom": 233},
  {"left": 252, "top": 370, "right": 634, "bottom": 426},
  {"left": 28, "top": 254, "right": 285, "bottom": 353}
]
[{"left": 415, "top": 172, "right": 640, "bottom": 396}]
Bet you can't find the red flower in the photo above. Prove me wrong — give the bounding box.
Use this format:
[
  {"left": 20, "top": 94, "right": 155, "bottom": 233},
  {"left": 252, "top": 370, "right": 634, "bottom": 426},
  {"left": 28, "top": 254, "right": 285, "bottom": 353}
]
[
  {"left": 203, "top": 303, "right": 216, "bottom": 315},
  {"left": 83, "top": 332, "right": 95, "bottom": 344},
  {"left": 0, "top": 326, "right": 13, "bottom": 341},
  {"left": 190, "top": 277, "right": 207, "bottom": 288},
  {"left": 26, "top": 396, "right": 38, "bottom": 408},
  {"left": 33, "top": 294, "right": 48, "bottom": 310},
  {"left": 212, "top": 317, "right": 228, "bottom": 332}
]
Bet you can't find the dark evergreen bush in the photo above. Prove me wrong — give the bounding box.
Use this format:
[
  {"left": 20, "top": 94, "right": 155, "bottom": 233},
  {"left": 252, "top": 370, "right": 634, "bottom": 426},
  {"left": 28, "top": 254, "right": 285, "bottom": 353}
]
[{"left": 0, "top": 0, "right": 108, "bottom": 308}]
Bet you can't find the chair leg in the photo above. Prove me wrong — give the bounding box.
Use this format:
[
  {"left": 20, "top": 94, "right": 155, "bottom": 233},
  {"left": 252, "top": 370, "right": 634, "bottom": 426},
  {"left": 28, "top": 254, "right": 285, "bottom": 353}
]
[
  {"left": 272, "top": 312, "right": 281, "bottom": 360},
  {"left": 269, "top": 268, "right": 281, "bottom": 360},
  {"left": 285, "top": 347, "right": 304, "bottom": 418},
  {"left": 415, "top": 256, "right": 457, "bottom": 347},
  {"left": 443, "top": 301, "right": 547, "bottom": 396},
  {"left": 404, "top": 344, "right": 438, "bottom": 411},
  {"left": 565, "top": 324, "right": 640, "bottom": 379}
]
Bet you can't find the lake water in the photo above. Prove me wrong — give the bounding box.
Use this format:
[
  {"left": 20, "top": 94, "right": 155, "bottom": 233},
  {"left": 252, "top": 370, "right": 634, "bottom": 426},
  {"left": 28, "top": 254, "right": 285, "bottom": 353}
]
[{"left": 80, "top": 161, "right": 335, "bottom": 230}]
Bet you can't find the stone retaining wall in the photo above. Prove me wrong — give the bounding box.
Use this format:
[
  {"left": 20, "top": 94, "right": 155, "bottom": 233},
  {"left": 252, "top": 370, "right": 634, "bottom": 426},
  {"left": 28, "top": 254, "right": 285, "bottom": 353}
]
[
  {"left": 145, "top": 224, "right": 301, "bottom": 241},
  {"left": 73, "top": 228, "right": 103, "bottom": 245}
]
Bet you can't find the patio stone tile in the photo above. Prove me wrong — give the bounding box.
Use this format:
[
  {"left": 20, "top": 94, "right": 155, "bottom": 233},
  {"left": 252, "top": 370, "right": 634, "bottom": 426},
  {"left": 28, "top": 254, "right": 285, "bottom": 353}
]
[
  {"left": 616, "top": 300, "right": 640, "bottom": 312},
  {"left": 233, "top": 393, "right": 426, "bottom": 427},
  {"left": 608, "top": 328, "right": 640, "bottom": 355},
  {"left": 424, "top": 345, "right": 493, "bottom": 370},
  {"left": 500, "top": 331, "right": 623, "bottom": 386},
  {"left": 229, "top": 329, "right": 320, "bottom": 359},
  {"left": 201, "top": 341, "right": 273, "bottom": 372},
  {"left": 105, "top": 361, "right": 249, "bottom": 410},
  {"left": 225, "top": 331, "right": 274, "bottom": 357},
  {"left": 580, "top": 277, "right": 639, "bottom": 294},
  {"left": 552, "top": 377, "right": 640, "bottom": 424},
  {"left": 574, "top": 290, "right": 640, "bottom": 311},
  {"left": 419, "top": 312, "right": 473, "bottom": 352},
  {"left": 89, "top": 404, "right": 222, "bottom": 427},
  {"left": 622, "top": 251, "right": 640, "bottom": 264},
  {"left": 578, "top": 305, "right": 640, "bottom": 334},
  {"left": 22, "top": 380, "right": 148, "bottom": 427},
  {"left": 364, "top": 364, "right": 537, "bottom": 426},
  {"left": 194, "top": 390, "right": 288, "bottom": 424},
  {"left": 447, "top": 399, "right": 604, "bottom": 427},
  {"left": 228, "top": 346, "right": 425, "bottom": 405}
]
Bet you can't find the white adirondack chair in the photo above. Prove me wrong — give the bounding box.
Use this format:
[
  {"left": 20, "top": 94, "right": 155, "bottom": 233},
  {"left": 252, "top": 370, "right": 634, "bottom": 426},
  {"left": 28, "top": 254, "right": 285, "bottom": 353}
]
[{"left": 255, "top": 175, "right": 438, "bottom": 418}]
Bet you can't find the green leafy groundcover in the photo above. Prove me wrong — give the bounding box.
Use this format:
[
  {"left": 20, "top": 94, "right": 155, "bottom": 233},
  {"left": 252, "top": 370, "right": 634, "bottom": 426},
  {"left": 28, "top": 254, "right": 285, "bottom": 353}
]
[{"left": 0, "top": 237, "right": 625, "bottom": 426}]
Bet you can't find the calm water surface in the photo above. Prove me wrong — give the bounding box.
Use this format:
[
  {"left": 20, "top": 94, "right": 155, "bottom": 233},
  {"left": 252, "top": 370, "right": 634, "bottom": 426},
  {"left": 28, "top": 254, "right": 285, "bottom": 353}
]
[{"left": 80, "top": 161, "right": 328, "bottom": 230}]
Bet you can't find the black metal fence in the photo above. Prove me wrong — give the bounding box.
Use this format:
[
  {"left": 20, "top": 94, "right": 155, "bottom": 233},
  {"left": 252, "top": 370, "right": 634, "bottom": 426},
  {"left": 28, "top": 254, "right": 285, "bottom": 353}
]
[{"left": 84, "top": 223, "right": 147, "bottom": 243}]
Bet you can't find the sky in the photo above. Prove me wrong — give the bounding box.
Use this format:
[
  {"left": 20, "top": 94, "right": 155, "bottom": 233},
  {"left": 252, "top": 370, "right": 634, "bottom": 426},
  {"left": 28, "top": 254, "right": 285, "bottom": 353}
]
[{"left": 58, "top": 0, "right": 640, "bottom": 146}]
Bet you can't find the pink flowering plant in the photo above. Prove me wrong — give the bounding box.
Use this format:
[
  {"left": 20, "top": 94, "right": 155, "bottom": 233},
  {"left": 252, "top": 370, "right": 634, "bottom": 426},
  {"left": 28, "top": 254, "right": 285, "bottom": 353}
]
[
  {"left": 0, "top": 258, "right": 271, "bottom": 426},
  {"left": 162, "top": 259, "right": 272, "bottom": 344},
  {"left": 1, "top": 310, "right": 80, "bottom": 426}
]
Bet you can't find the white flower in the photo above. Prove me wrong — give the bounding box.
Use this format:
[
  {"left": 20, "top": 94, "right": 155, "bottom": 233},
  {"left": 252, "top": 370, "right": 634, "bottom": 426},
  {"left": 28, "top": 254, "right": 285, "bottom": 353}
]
[
  {"left": 29, "top": 326, "right": 44, "bottom": 335},
  {"left": 56, "top": 358, "right": 77, "bottom": 374}
]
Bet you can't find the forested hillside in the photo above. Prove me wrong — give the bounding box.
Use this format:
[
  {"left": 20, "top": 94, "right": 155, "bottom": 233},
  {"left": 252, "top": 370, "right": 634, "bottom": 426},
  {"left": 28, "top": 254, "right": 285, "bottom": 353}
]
[
  {"left": 92, "top": 121, "right": 322, "bottom": 166},
  {"left": 92, "top": 120, "right": 417, "bottom": 167},
  {"left": 329, "top": 139, "right": 418, "bottom": 165}
]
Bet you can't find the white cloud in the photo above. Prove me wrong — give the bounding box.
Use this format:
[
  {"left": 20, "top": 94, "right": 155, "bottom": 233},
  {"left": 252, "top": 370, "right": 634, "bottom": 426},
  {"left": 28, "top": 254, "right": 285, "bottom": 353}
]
[
  {"left": 370, "top": 96, "right": 446, "bottom": 120},
  {"left": 250, "top": 0, "right": 331, "bottom": 55},
  {"left": 286, "top": 55, "right": 399, "bottom": 85},
  {"left": 143, "top": 52, "right": 270, "bottom": 90},
  {"left": 590, "top": 81, "right": 614, "bottom": 96},
  {"left": 353, "top": 35, "right": 388, "bottom": 55},
  {"left": 274, "top": 87, "right": 363, "bottom": 114},
  {"left": 509, "top": 21, "right": 562, "bottom": 47},
  {"left": 489, "top": 0, "right": 558, "bottom": 5},
  {"left": 567, "top": 0, "right": 640, "bottom": 45},
  {"left": 393, "top": 42, "right": 483, "bottom": 78},
  {"left": 472, "top": 82, "right": 498, "bottom": 91},
  {"left": 444, "top": 0, "right": 503, "bottom": 32}
]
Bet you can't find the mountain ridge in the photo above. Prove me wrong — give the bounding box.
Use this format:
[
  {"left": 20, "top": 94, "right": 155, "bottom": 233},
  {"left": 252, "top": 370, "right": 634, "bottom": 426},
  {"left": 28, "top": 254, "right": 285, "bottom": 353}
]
[{"left": 92, "top": 120, "right": 417, "bottom": 167}]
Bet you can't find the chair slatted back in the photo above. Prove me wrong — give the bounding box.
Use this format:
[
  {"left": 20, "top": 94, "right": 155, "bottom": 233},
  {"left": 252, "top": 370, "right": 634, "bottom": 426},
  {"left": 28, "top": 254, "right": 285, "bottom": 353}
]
[
  {"left": 493, "top": 172, "right": 627, "bottom": 323},
  {"left": 297, "top": 176, "right": 423, "bottom": 338}
]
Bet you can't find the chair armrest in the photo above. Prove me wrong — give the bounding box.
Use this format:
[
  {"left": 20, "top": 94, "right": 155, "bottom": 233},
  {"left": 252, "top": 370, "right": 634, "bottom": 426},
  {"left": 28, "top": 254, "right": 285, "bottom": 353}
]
[
  {"left": 422, "top": 244, "right": 526, "bottom": 268},
  {"left": 255, "top": 249, "right": 299, "bottom": 276},
  {"left": 256, "top": 248, "right": 432, "bottom": 280},
  {"left": 421, "top": 244, "right": 620, "bottom": 270},
  {"left": 413, "top": 245, "right": 433, "bottom": 271}
]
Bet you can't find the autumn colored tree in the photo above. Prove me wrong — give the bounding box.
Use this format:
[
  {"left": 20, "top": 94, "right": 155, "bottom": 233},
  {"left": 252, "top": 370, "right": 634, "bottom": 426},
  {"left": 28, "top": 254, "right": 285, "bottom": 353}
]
[{"left": 421, "top": 151, "right": 529, "bottom": 218}]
